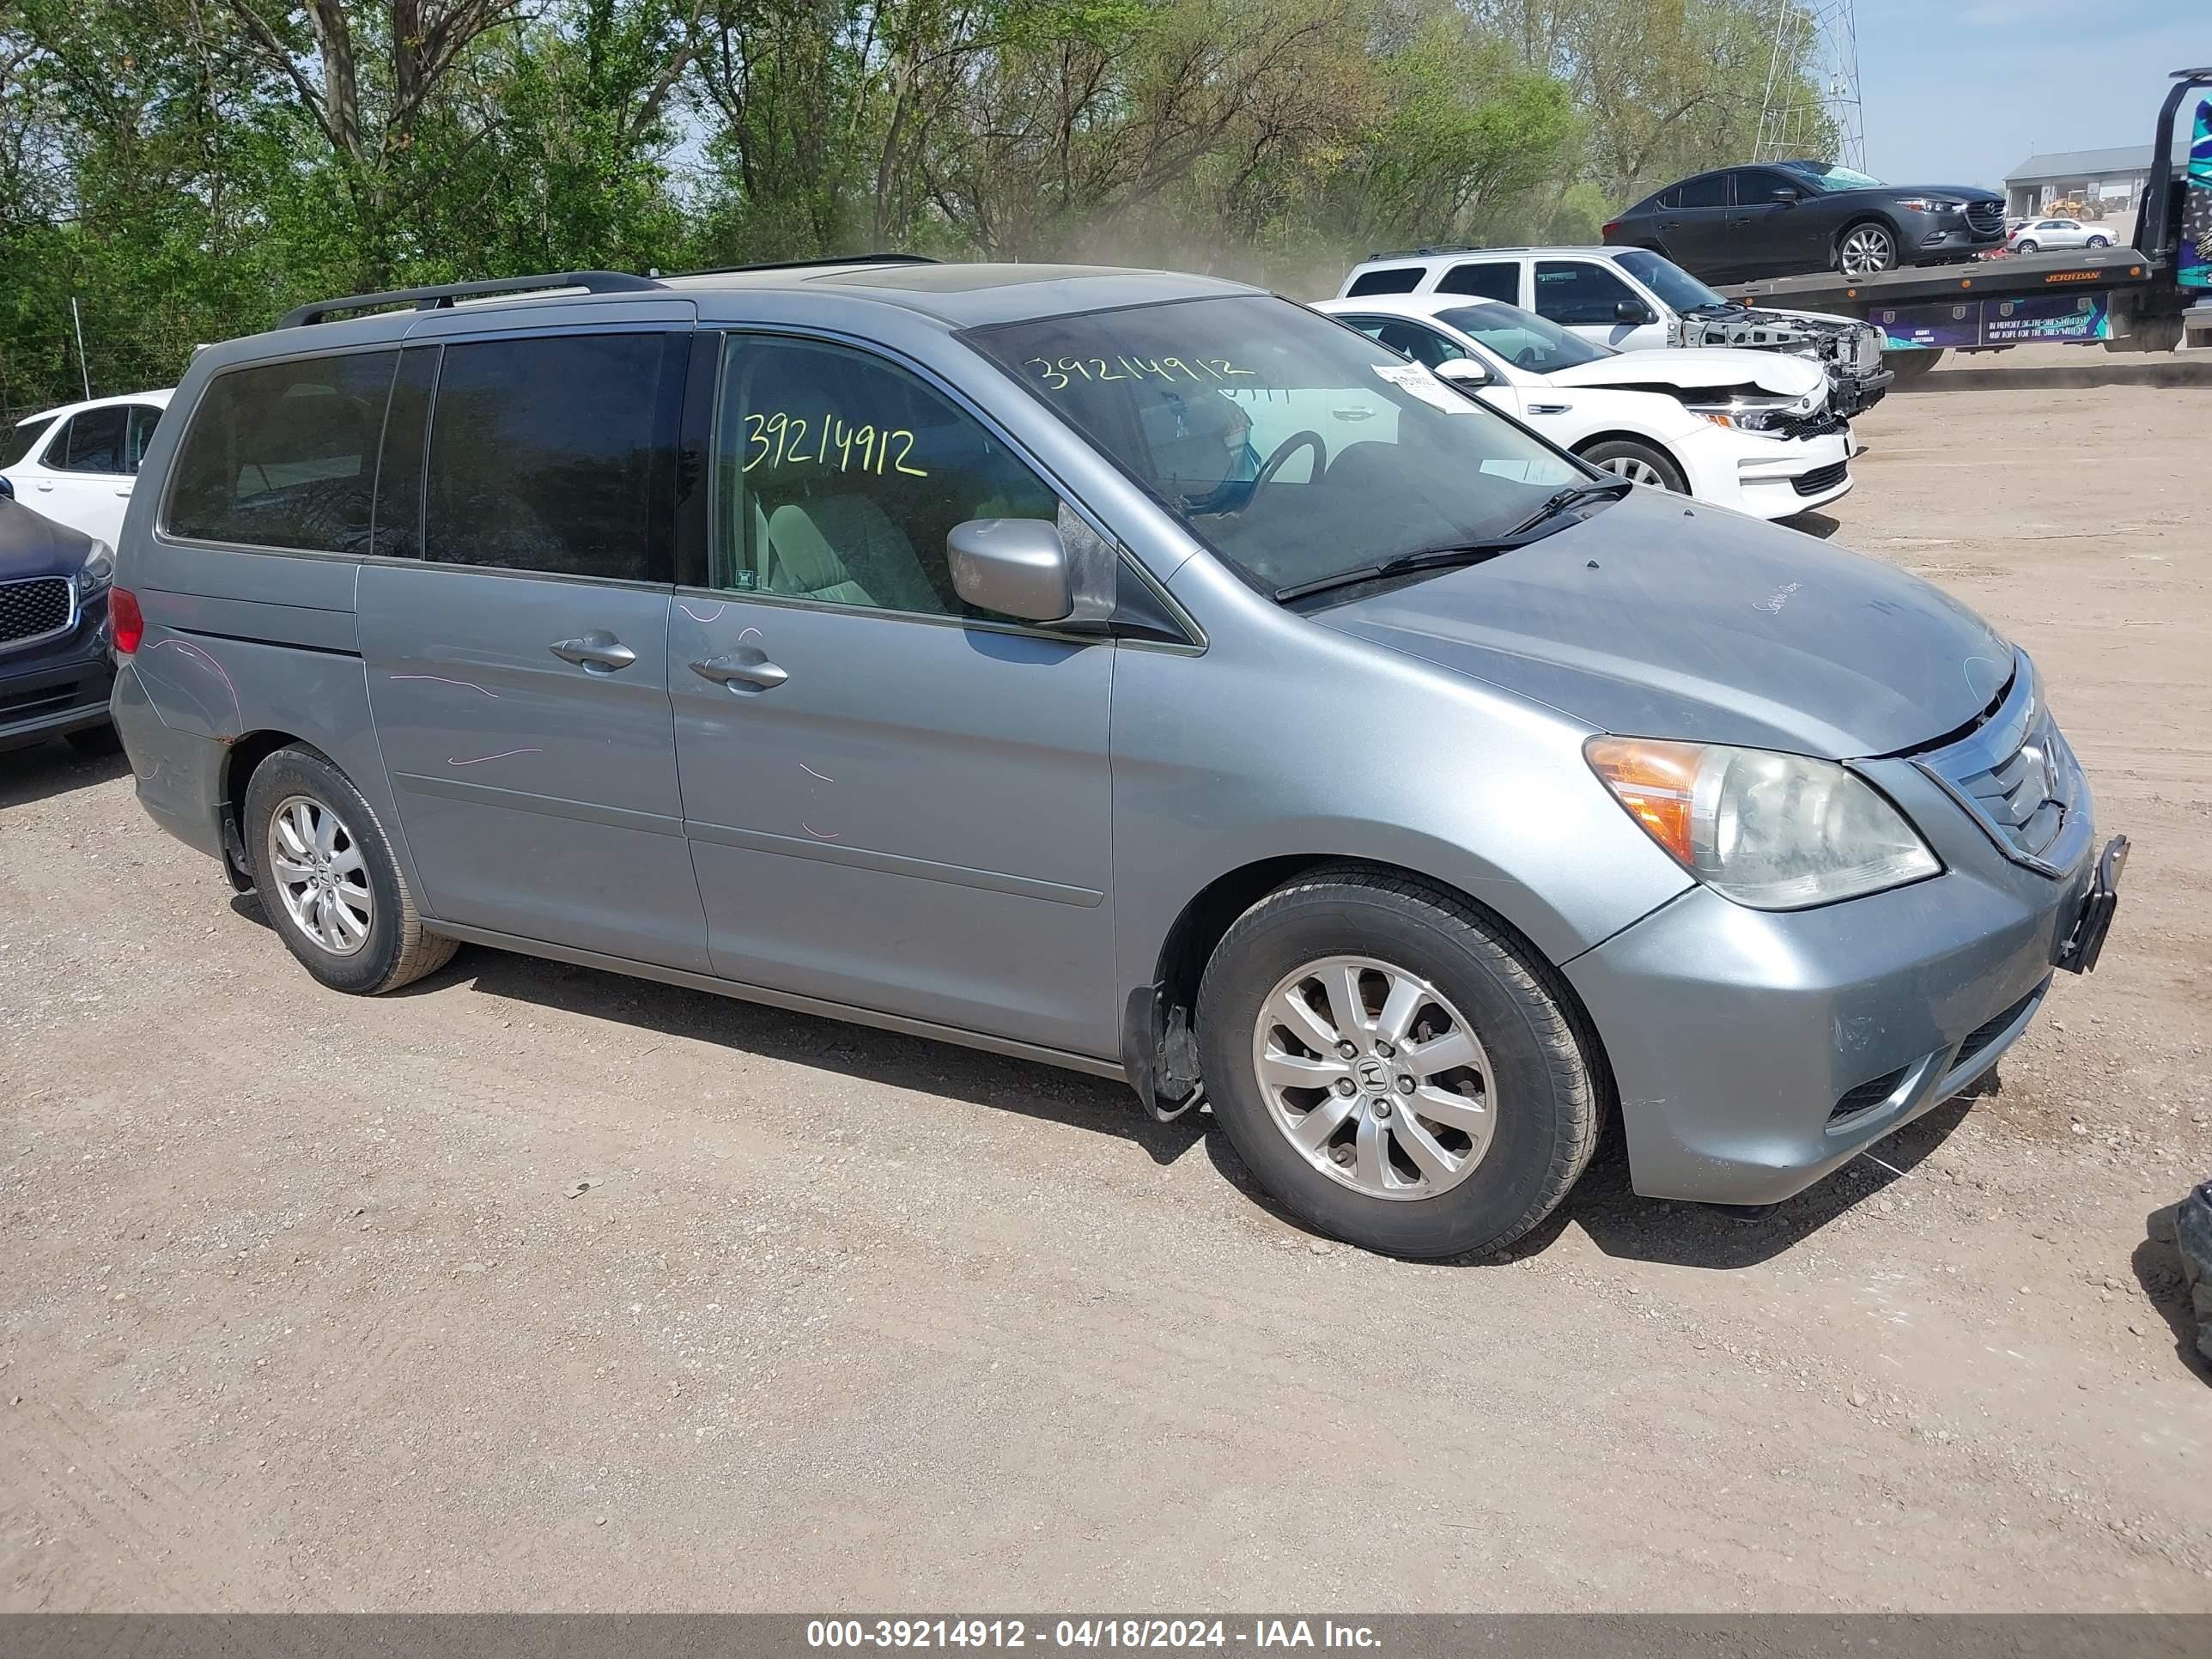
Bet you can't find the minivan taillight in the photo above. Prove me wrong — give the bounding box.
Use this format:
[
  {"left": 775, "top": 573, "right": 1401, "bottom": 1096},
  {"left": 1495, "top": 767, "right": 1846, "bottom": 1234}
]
[{"left": 111, "top": 586, "right": 144, "bottom": 656}]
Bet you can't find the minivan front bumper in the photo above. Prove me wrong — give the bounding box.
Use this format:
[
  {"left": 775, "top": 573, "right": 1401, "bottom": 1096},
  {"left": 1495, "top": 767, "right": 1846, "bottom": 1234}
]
[{"left": 1563, "top": 702, "right": 2108, "bottom": 1206}]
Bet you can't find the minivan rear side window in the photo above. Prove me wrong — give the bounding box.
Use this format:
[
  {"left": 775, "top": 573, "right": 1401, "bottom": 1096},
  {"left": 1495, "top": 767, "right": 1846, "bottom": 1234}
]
[
  {"left": 423, "top": 331, "right": 684, "bottom": 583},
  {"left": 1344, "top": 266, "right": 1425, "bottom": 296},
  {"left": 166, "top": 351, "right": 399, "bottom": 552}
]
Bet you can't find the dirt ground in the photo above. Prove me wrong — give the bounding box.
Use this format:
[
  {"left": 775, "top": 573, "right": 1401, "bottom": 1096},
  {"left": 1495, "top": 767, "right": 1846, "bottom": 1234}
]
[{"left": 3, "top": 345, "right": 2209, "bottom": 1613}]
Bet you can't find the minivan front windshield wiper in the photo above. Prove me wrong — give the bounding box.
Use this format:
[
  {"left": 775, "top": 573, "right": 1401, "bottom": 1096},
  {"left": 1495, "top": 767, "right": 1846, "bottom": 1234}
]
[
  {"left": 1273, "top": 477, "right": 1632, "bottom": 605},
  {"left": 1502, "top": 476, "right": 1633, "bottom": 537}
]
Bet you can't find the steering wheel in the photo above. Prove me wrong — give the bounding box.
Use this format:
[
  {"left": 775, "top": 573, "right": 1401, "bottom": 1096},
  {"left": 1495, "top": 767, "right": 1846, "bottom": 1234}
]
[
  {"left": 1512, "top": 345, "right": 1542, "bottom": 369},
  {"left": 1250, "top": 429, "right": 1327, "bottom": 501}
]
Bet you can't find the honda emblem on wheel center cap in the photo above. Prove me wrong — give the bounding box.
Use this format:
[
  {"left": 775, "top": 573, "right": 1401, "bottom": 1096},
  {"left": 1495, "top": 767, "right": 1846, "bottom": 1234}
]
[{"left": 1356, "top": 1057, "right": 1389, "bottom": 1092}]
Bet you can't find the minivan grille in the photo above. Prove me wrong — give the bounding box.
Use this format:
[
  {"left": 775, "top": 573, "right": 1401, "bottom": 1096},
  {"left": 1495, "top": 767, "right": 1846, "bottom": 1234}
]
[
  {"left": 1965, "top": 202, "right": 2003, "bottom": 235},
  {"left": 1915, "top": 653, "right": 2085, "bottom": 875},
  {"left": 1830, "top": 1063, "right": 1911, "bottom": 1124},
  {"left": 1954, "top": 984, "right": 2044, "bottom": 1073},
  {"left": 0, "top": 576, "right": 72, "bottom": 649}
]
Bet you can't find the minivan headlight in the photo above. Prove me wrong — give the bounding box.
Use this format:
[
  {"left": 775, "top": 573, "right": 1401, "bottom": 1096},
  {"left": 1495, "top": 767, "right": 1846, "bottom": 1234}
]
[
  {"left": 1585, "top": 737, "right": 1940, "bottom": 909},
  {"left": 79, "top": 539, "right": 115, "bottom": 593}
]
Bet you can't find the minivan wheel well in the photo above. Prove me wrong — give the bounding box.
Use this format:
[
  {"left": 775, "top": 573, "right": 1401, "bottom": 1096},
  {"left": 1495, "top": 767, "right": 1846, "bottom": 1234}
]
[
  {"left": 220, "top": 729, "right": 300, "bottom": 891},
  {"left": 1127, "top": 856, "right": 1616, "bottom": 1128}
]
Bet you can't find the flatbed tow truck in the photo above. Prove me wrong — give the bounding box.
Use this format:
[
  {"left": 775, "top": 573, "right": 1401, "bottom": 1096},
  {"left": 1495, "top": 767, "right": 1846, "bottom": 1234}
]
[{"left": 1716, "top": 67, "right": 2210, "bottom": 381}]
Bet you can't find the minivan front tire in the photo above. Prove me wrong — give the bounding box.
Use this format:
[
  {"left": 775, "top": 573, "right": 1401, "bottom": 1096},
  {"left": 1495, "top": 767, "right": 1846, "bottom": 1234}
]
[
  {"left": 244, "top": 744, "right": 457, "bottom": 994},
  {"left": 1196, "top": 866, "right": 1603, "bottom": 1258}
]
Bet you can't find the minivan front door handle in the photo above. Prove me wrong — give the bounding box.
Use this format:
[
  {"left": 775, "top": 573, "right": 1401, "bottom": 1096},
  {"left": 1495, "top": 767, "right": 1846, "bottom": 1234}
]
[
  {"left": 690, "top": 647, "right": 788, "bottom": 692},
  {"left": 549, "top": 630, "right": 637, "bottom": 673}
]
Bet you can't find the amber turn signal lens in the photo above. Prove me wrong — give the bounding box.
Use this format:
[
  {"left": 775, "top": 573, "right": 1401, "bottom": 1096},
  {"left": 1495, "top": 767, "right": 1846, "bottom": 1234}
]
[{"left": 1583, "top": 736, "right": 1705, "bottom": 866}]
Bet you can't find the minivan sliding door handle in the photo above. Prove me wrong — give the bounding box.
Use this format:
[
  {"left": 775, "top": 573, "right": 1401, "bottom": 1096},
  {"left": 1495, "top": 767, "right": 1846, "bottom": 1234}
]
[
  {"left": 549, "top": 630, "right": 637, "bottom": 673},
  {"left": 690, "top": 647, "right": 787, "bottom": 692}
]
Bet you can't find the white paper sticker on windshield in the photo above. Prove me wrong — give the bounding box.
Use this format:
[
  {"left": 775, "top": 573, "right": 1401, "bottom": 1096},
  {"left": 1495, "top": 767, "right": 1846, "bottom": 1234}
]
[{"left": 1373, "top": 361, "right": 1472, "bottom": 412}]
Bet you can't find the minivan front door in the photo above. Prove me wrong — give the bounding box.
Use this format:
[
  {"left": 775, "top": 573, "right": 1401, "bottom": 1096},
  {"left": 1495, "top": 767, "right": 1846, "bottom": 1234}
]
[
  {"left": 668, "top": 332, "right": 1118, "bottom": 1058},
  {"left": 358, "top": 331, "right": 710, "bottom": 970}
]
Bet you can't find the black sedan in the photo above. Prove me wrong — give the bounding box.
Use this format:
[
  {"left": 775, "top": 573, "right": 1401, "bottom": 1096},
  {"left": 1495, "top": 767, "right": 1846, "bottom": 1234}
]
[{"left": 1604, "top": 161, "right": 2007, "bottom": 282}]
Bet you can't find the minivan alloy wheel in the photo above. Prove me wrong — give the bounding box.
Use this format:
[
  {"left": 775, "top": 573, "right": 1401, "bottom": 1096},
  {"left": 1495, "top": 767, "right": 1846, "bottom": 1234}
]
[
  {"left": 1250, "top": 954, "right": 1496, "bottom": 1200},
  {"left": 1839, "top": 224, "right": 1898, "bottom": 276},
  {"left": 267, "top": 793, "right": 374, "bottom": 956}
]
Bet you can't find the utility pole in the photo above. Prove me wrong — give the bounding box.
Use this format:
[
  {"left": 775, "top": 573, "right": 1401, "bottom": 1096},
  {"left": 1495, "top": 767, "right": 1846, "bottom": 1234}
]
[{"left": 70, "top": 297, "right": 92, "bottom": 401}]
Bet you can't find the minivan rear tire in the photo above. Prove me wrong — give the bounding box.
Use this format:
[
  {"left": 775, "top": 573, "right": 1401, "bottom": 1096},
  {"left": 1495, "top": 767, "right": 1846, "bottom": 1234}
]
[
  {"left": 1195, "top": 866, "right": 1603, "bottom": 1258},
  {"left": 244, "top": 744, "right": 457, "bottom": 995}
]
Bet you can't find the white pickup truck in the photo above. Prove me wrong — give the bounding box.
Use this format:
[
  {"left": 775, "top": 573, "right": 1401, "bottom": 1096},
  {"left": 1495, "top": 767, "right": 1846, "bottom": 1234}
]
[{"left": 1339, "top": 244, "right": 1894, "bottom": 416}]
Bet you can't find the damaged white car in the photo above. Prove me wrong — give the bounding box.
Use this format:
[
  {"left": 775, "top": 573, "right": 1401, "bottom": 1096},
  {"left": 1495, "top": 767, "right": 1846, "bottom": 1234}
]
[
  {"left": 1316, "top": 294, "right": 1854, "bottom": 520},
  {"left": 1336, "top": 245, "right": 1893, "bottom": 418}
]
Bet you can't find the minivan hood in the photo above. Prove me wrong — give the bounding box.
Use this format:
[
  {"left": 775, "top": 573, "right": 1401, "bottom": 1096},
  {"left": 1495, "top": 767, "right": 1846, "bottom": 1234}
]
[
  {"left": 1314, "top": 490, "right": 2010, "bottom": 759},
  {"left": 0, "top": 497, "right": 94, "bottom": 580},
  {"left": 1542, "top": 347, "right": 1824, "bottom": 399}
]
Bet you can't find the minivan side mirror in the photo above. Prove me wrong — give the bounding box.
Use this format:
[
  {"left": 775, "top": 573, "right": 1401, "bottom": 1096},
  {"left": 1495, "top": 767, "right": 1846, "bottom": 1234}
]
[
  {"left": 1431, "top": 357, "right": 1492, "bottom": 388},
  {"left": 1614, "top": 300, "right": 1657, "bottom": 324},
  {"left": 947, "top": 518, "right": 1076, "bottom": 623}
]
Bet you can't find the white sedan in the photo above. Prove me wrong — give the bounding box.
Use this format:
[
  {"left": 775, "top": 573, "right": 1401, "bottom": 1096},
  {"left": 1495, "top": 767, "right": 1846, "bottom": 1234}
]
[
  {"left": 1314, "top": 294, "right": 1852, "bottom": 519},
  {"left": 1, "top": 388, "right": 175, "bottom": 549},
  {"left": 2008, "top": 217, "right": 2115, "bottom": 253}
]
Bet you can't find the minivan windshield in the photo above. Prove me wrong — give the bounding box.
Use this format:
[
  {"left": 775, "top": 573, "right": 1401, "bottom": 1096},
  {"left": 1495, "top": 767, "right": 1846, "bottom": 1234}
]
[
  {"left": 1437, "top": 302, "right": 1614, "bottom": 370},
  {"left": 1610, "top": 249, "right": 1731, "bottom": 313},
  {"left": 967, "top": 295, "right": 1589, "bottom": 599}
]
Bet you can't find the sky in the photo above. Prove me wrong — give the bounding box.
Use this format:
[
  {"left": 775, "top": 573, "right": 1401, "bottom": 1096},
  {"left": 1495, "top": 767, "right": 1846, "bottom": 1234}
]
[{"left": 1853, "top": 0, "right": 2203, "bottom": 187}]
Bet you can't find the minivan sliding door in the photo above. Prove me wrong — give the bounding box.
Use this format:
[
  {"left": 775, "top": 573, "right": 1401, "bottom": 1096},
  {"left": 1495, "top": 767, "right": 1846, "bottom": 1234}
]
[{"left": 356, "top": 329, "right": 710, "bottom": 970}]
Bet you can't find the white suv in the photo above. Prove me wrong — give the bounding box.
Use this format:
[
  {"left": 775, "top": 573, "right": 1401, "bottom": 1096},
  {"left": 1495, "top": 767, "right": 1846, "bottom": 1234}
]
[
  {"left": 1337, "top": 246, "right": 1891, "bottom": 415},
  {"left": 2, "top": 389, "right": 175, "bottom": 548}
]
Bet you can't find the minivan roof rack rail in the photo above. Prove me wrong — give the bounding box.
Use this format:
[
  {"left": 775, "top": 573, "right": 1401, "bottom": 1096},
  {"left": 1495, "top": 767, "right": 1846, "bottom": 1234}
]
[
  {"left": 278, "top": 270, "right": 661, "bottom": 329},
  {"left": 662, "top": 253, "right": 939, "bottom": 278}
]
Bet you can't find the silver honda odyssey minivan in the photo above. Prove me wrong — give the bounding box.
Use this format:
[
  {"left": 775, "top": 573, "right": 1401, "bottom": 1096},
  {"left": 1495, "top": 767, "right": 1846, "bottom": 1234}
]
[{"left": 110, "top": 258, "right": 2125, "bottom": 1258}]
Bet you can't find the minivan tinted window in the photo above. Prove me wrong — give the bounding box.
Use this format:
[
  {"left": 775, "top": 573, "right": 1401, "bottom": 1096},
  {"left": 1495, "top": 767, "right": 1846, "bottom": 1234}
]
[
  {"left": 424, "top": 331, "right": 683, "bottom": 583},
  {"left": 167, "top": 351, "right": 399, "bottom": 551}
]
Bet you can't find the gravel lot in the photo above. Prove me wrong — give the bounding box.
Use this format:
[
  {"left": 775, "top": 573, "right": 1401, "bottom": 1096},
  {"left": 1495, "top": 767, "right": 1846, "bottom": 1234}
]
[{"left": 3, "top": 347, "right": 2209, "bottom": 1612}]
